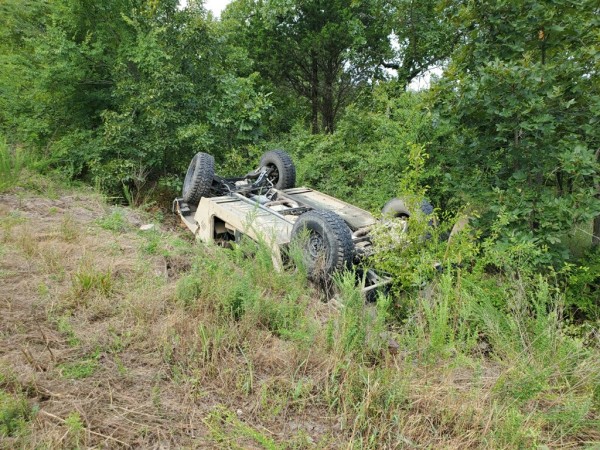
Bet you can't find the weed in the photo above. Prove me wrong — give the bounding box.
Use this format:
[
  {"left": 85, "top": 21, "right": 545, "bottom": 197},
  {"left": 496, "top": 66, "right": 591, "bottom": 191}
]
[
  {"left": 237, "top": 347, "right": 254, "bottom": 395},
  {"left": 204, "top": 405, "right": 282, "bottom": 450},
  {"left": 56, "top": 315, "right": 80, "bottom": 346},
  {"left": 175, "top": 240, "right": 312, "bottom": 343},
  {"left": 59, "top": 351, "right": 100, "bottom": 379},
  {"left": 121, "top": 164, "right": 155, "bottom": 207},
  {"left": 114, "top": 356, "right": 128, "bottom": 376},
  {"left": 15, "top": 227, "right": 38, "bottom": 261},
  {"left": 37, "top": 283, "right": 50, "bottom": 298},
  {"left": 97, "top": 209, "right": 128, "bottom": 233},
  {"left": 175, "top": 274, "right": 201, "bottom": 307},
  {"left": 107, "top": 326, "right": 132, "bottom": 353},
  {"left": 257, "top": 382, "right": 285, "bottom": 419},
  {"left": 16, "top": 170, "right": 70, "bottom": 199},
  {"left": 122, "top": 183, "right": 134, "bottom": 207},
  {"left": 0, "top": 138, "right": 28, "bottom": 193},
  {"left": 195, "top": 322, "right": 234, "bottom": 367},
  {"left": 59, "top": 360, "right": 97, "bottom": 379},
  {"left": 0, "top": 212, "right": 27, "bottom": 243},
  {"left": 71, "top": 265, "right": 114, "bottom": 298},
  {"left": 59, "top": 214, "right": 79, "bottom": 242},
  {"left": 151, "top": 385, "right": 161, "bottom": 409},
  {"left": 0, "top": 390, "right": 33, "bottom": 437},
  {"left": 491, "top": 406, "right": 536, "bottom": 448},
  {"left": 41, "top": 246, "right": 67, "bottom": 279},
  {"left": 331, "top": 271, "right": 387, "bottom": 360},
  {"left": 140, "top": 229, "right": 161, "bottom": 255},
  {"left": 64, "top": 412, "right": 84, "bottom": 447}
]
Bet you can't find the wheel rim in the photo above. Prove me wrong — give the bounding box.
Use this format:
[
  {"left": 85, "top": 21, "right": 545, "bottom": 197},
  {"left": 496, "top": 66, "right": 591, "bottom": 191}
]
[
  {"left": 307, "top": 231, "right": 325, "bottom": 259},
  {"left": 266, "top": 163, "right": 279, "bottom": 185},
  {"left": 395, "top": 217, "right": 409, "bottom": 233}
]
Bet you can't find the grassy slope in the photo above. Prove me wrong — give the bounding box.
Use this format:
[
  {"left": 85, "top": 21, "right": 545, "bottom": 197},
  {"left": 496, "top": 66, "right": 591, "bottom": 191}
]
[{"left": 1, "top": 172, "right": 599, "bottom": 449}]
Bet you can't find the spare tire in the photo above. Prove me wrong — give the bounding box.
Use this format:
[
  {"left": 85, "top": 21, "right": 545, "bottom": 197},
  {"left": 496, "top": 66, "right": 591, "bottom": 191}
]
[
  {"left": 382, "top": 197, "right": 434, "bottom": 218},
  {"left": 259, "top": 150, "right": 296, "bottom": 190},
  {"left": 182, "top": 152, "right": 215, "bottom": 204},
  {"left": 291, "top": 210, "right": 353, "bottom": 279}
]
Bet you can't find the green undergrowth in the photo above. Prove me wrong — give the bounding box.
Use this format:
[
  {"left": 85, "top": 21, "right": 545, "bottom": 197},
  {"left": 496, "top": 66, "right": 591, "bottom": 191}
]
[
  {"left": 170, "top": 233, "right": 600, "bottom": 448},
  {"left": 96, "top": 208, "right": 130, "bottom": 233},
  {"left": 0, "top": 390, "right": 34, "bottom": 439},
  {"left": 204, "top": 405, "right": 282, "bottom": 450},
  {"left": 0, "top": 372, "right": 36, "bottom": 442},
  {"left": 58, "top": 350, "right": 101, "bottom": 380},
  {"left": 175, "top": 238, "right": 314, "bottom": 342}
]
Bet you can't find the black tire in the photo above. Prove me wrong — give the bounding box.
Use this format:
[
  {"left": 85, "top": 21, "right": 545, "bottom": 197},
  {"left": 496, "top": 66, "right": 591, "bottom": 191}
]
[
  {"left": 259, "top": 150, "right": 296, "bottom": 190},
  {"left": 382, "top": 198, "right": 411, "bottom": 218},
  {"left": 182, "top": 152, "right": 215, "bottom": 204},
  {"left": 291, "top": 210, "right": 354, "bottom": 279},
  {"left": 382, "top": 197, "right": 434, "bottom": 218}
]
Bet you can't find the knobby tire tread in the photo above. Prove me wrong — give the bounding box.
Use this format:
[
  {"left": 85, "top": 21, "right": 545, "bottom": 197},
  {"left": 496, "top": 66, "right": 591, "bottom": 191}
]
[{"left": 183, "top": 153, "right": 214, "bottom": 205}]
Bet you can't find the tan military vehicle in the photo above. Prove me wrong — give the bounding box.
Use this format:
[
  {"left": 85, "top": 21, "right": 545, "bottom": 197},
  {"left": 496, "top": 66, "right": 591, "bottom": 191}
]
[{"left": 173, "top": 150, "right": 424, "bottom": 294}]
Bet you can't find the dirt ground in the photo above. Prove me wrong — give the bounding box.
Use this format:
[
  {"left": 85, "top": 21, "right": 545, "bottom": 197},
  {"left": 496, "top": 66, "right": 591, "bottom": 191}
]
[{"left": 0, "top": 187, "right": 337, "bottom": 448}]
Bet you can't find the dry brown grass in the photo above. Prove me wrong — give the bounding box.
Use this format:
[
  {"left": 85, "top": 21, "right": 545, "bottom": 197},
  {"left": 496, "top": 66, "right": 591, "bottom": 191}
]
[
  {"left": 1, "top": 181, "right": 598, "bottom": 449},
  {"left": 0, "top": 187, "right": 339, "bottom": 448}
]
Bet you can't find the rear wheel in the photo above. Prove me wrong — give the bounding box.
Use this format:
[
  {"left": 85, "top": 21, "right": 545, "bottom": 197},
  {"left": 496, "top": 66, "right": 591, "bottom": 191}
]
[
  {"left": 291, "top": 210, "right": 353, "bottom": 279},
  {"left": 182, "top": 152, "right": 215, "bottom": 204},
  {"left": 382, "top": 197, "right": 437, "bottom": 238},
  {"left": 382, "top": 197, "right": 434, "bottom": 219},
  {"left": 382, "top": 198, "right": 411, "bottom": 218},
  {"left": 259, "top": 150, "right": 296, "bottom": 190}
]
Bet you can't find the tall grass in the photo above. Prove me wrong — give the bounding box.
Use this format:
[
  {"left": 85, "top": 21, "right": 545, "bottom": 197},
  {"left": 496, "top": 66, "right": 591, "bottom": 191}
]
[
  {"left": 173, "top": 237, "right": 313, "bottom": 343},
  {"left": 0, "top": 137, "right": 28, "bottom": 193},
  {"left": 168, "top": 235, "right": 600, "bottom": 448}
]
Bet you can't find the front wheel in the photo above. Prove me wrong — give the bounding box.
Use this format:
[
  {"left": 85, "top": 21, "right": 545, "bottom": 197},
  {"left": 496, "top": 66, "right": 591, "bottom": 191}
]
[{"left": 291, "top": 210, "right": 354, "bottom": 279}]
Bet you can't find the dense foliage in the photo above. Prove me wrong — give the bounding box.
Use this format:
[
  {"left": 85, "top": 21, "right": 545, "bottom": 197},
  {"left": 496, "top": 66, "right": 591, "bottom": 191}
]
[
  {"left": 429, "top": 0, "right": 600, "bottom": 264},
  {"left": 0, "top": 0, "right": 271, "bottom": 195},
  {"left": 1, "top": 0, "right": 599, "bottom": 318},
  {"left": 223, "top": 0, "right": 391, "bottom": 133}
]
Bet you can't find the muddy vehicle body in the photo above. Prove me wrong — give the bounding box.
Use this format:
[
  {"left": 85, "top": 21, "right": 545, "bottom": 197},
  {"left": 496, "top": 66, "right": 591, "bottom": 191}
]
[{"left": 173, "top": 150, "right": 413, "bottom": 295}]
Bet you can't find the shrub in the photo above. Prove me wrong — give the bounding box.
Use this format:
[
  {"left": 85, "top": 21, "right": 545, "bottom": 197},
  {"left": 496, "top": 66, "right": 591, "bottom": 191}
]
[{"left": 0, "top": 390, "right": 33, "bottom": 437}]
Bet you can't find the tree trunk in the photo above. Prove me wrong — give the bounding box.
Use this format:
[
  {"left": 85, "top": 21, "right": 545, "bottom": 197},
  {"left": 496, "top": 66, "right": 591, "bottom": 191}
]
[
  {"left": 322, "top": 93, "right": 335, "bottom": 133},
  {"left": 322, "top": 61, "right": 335, "bottom": 134},
  {"left": 594, "top": 148, "right": 600, "bottom": 247},
  {"left": 310, "top": 52, "right": 319, "bottom": 134},
  {"left": 593, "top": 215, "right": 600, "bottom": 247}
]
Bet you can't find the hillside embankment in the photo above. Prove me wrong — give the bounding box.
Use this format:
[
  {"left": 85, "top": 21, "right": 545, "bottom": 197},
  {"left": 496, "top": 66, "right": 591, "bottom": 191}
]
[{"left": 1, "top": 175, "right": 599, "bottom": 448}]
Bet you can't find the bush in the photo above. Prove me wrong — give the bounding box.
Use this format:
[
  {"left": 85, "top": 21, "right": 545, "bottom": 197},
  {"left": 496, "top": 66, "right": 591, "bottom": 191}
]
[
  {"left": 564, "top": 248, "right": 600, "bottom": 320},
  {"left": 273, "top": 88, "right": 434, "bottom": 212},
  {"left": 0, "top": 1, "right": 273, "bottom": 199},
  {"left": 0, "top": 390, "right": 33, "bottom": 437}
]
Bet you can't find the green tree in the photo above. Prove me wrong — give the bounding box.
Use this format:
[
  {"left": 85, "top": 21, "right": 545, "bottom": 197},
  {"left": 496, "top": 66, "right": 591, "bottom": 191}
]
[
  {"left": 0, "top": 0, "right": 53, "bottom": 145},
  {"left": 287, "top": 86, "right": 432, "bottom": 211},
  {"left": 429, "top": 0, "right": 600, "bottom": 261},
  {"left": 381, "top": 0, "right": 456, "bottom": 89},
  {"left": 0, "top": 0, "right": 272, "bottom": 196},
  {"left": 224, "top": 0, "right": 391, "bottom": 134}
]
